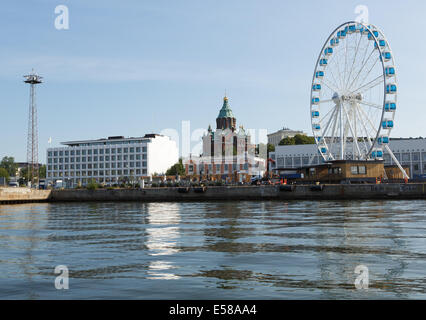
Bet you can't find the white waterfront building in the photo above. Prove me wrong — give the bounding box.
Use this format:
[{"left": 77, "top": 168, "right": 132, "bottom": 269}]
[
  {"left": 46, "top": 134, "right": 179, "bottom": 186},
  {"left": 270, "top": 138, "right": 426, "bottom": 179}
]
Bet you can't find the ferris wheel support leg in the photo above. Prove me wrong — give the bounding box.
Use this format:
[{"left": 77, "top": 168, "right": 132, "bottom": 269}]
[{"left": 384, "top": 145, "right": 410, "bottom": 180}]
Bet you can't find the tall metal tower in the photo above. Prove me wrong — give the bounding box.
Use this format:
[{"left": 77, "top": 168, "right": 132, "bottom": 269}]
[{"left": 24, "top": 70, "right": 43, "bottom": 186}]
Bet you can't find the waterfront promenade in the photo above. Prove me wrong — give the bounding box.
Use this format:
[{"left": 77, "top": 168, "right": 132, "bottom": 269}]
[{"left": 1, "top": 183, "right": 426, "bottom": 204}]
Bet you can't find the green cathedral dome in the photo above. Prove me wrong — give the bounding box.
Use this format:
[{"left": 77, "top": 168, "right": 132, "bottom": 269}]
[{"left": 217, "top": 96, "right": 235, "bottom": 119}]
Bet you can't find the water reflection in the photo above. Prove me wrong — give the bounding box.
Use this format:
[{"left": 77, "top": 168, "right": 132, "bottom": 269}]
[
  {"left": 146, "top": 203, "right": 181, "bottom": 280},
  {"left": 1, "top": 200, "right": 426, "bottom": 299}
]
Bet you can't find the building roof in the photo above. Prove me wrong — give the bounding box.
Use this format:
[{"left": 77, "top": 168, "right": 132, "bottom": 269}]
[
  {"left": 60, "top": 134, "right": 164, "bottom": 146},
  {"left": 217, "top": 96, "right": 235, "bottom": 119}
]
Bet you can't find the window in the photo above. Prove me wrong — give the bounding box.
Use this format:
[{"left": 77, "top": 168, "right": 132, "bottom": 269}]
[
  {"left": 402, "top": 153, "right": 410, "bottom": 162},
  {"left": 59, "top": 151, "right": 63, "bottom": 156},
  {"left": 105, "top": 149, "right": 110, "bottom": 154},
  {"left": 136, "top": 147, "right": 141, "bottom": 153},
  {"left": 124, "top": 148, "right": 128, "bottom": 153},
  {"left": 54, "top": 151, "right": 58, "bottom": 157},
  {"left": 358, "top": 166, "right": 366, "bottom": 174},
  {"left": 99, "top": 149, "right": 104, "bottom": 155},
  {"left": 48, "top": 151, "right": 52, "bottom": 157},
  {"left": 94, "top": 149, "right": 98, "bottom": 155},
  {"left": 130, "top": 148, "right": 134, "bottom": 153},
  {"left": 142, "top": 162, "right": 147, "bottom": 167},
  {"left": 82, "top": 150, "right": 86, "bottom": 155},
  {"left": 351, "top": 166, "right": 358, "bottom": 175},
  {"left": 142, "top": 147, "right": 147, "bottom": 152}
]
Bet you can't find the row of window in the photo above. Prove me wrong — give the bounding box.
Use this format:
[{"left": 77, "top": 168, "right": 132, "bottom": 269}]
[
  {"left": 48, "top": 162, "right": 147, "bottom": 171},
  {"left": 188, "top": 163, "right": 250, "bottom": 172},
  {"left": 48, "top": 154, "right": 147, "bottom": 163},
  {"left": 272, "top": 152, "right": 426, "bottom": 168},
  {"left": 48, "top": 146, "right": 147, "bottom": 157},
  {"left": 48, "top": 169, "right": 147, "bottom": 177}
]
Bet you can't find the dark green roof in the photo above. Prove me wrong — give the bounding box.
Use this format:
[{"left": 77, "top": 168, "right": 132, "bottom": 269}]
[{"left": 217, "top": 97, "right": 235, "bottom": 119}]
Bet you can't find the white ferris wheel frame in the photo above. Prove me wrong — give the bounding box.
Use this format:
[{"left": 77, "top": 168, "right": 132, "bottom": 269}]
[{"left": 309, "top": 21, "right": 409, "bottom": 179}]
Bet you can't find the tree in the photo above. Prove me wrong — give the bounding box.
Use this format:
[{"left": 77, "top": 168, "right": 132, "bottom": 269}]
[
  {"left": 166, "top": 158, "right": 185, "bottom": 176},
  {"left": 279, "top": 134, "right": 315, "bottom": 146},
  {"left": 39, "top": 165, "right": 46, "bottom": 178},
  {"left": 279, "top": 137, "right": 296, "bottom": 145},
  {"left": 294, "top": 134, "right": 315, "bottom": 145},
  {"left": 0, "top": 168, "right": 9, "bottom": 183},
  {"left": 0, "top": 156, "right": 17, "bottom": 177}
]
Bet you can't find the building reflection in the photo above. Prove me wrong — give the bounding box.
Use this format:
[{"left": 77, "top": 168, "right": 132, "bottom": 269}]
[
  {"left": 145, "top": 203, "right": 181, "bottom": 280},
  {"left": 0, "top": 203, "right": 48, "bottom": 299}
]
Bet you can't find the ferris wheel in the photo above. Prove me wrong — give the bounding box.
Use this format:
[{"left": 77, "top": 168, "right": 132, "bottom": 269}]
[{"left": 310, "top": 21, "right": 408, "bottom": 178}]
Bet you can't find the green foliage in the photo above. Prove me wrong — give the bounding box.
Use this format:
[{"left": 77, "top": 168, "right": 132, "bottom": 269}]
[
  {"left": 86, "top": 179, "right": 98, "bottom": 190},
  {"left": 165, "top": 158, "right": 185, "bottom": 176},
  {"left": 267, "top": 144, "right": 275, "bottom": 153},
  {"left": 279, "top": 134, "right": 315, "bottom": 145},
  {"left": 39, "top": 165, "right": 46, "bottom": 178},
  {"left": 0, "top": 156, "right": 17, "bottom": 177},
  {"left": 0, "top": 168, "right": 9, "bottom": 183}
]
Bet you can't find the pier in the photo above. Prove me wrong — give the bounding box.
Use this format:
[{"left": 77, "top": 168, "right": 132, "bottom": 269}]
[{"left": 2, "top": 184, "right": 425, "bottom": 204}]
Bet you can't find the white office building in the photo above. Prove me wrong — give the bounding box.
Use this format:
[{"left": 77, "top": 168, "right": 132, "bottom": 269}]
[
  {"left": 46, "top": 134, "right": 179, "bottom": 186},
  {"left": 270, "top": 138, "right": 426, "bottom": 178}
]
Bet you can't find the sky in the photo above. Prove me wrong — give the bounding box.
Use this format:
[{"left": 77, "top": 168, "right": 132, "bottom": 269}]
[{"left": 1, "top": 0, "right": 425, "bottom": 163}]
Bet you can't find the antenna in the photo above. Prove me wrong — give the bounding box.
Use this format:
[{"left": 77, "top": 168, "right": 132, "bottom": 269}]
[{"left": 24, "top": 70, "right": 43, "bottom": 187}]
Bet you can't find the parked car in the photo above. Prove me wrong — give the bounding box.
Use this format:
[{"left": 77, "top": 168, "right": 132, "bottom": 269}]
[{"left": 8, "top": 181, "right": 19, "bottom": 188}]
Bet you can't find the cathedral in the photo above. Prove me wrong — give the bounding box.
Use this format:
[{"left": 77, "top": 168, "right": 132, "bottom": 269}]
[{"left": 185, "top": 96, "right": 265, "bottom": 182}]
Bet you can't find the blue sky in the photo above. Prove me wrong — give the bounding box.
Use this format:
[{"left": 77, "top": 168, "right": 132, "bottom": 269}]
[{"left": 1, "top": 0, "right": 425, "bottom": 162}]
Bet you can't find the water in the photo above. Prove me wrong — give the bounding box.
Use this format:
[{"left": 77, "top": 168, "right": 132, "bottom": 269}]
[{"left": 0, "top": 200, "right": 426, "bottom": 299}]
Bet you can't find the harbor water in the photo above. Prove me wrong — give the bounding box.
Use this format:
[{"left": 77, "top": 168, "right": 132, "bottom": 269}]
[{"left": 1, "top": 200, "right": 426, "bottom": 299}]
